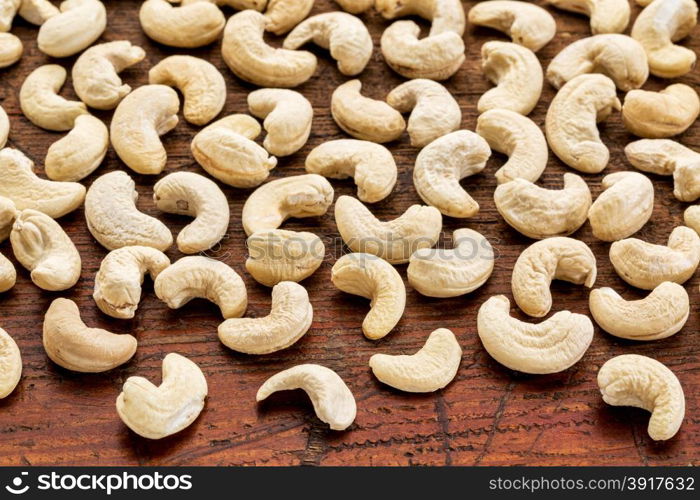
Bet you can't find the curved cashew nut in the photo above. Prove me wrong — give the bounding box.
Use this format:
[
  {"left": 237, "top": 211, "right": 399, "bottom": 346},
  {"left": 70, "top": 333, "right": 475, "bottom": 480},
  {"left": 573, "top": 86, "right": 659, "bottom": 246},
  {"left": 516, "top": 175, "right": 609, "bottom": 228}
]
[
  {"left": 331, "top": 80, "right": 405, "bottom": 143},
  {"left": 283, "top": 12, "right": 372, "bottom": 76},
  {"left": 0, "top": 195, "right": 15, "bottom": 242},
  {"left": 242, "top": 174, "right": 334, "bottom": 236},
  {"left": 408, "top": 228, "right": 494, "bottom": 298},
  {"left": 305, "top": 139, "right": 397, "bottom": 203},
  {"left": 218, "top": 281, "right": 312, "bottom": 354},
  {"left": 154, "top": 256, "right": 247, "bottom": 319},
  {"left": 0, "top": 251, "right": 15, "bottom": 293},
  {"left": 477, "top": 295, "right": 594, "bottom": 374},
  {"left": 264, "top": 0, "right": 314, "bottom": 35},
  {"left": 37, "top": 0, "right": 106, "bottom": 57},
  {"left": 370, "top": 328, "right": 461, "bottom": 393},
  {"left": 94, "top": 246, "right": 170, "bottom": 319},
  {"left": 45, "top": 115, "right": 109, "bottom": 182},
  {"left": 110, "top": 85, "right": 180, "bottom": 175},
  {"left": 19, "top": 65, "right": 88, "bottom": 131},
  {"left": 248, "top": 89, "right": 313, "bottom": 157},
  {"left": 494, "top": 174, "right": 592, "bottom": 239},
  {"left": 180, "top": 0, "right": 266, "bottom": 9},
  {"left": 85, "top": 171, "right": 173, "bottom": 251},
  {"left": 222, "top": 10, "right": 317, "bottom": 88},
  {"left": 17, "top": 0, "right": 58, "bottom": 25},
  {"left": 468, "top": 1, "right": 556, "bottom": 52},
  {"left": 257, "top": 364, "right": 356, "bottom": 431},
  {"left": 153, "top": 172, "right": 229, "bottom": 254},
  {"left": 0, "top": 327, "right": 21, "bottom": 398},
  {"left": 413, "top": 130, "right": 491, "bottom": 218},
  {"left": 588, "top": 171, "right": 654, "bottom": 242},
  {"left": 43, "top": 298, "right": 137, "bottom": 373},
  {"left": 0, "top": 32, "right": 22, "bottom": 68},
  {"left": 590, "top": 282, "right": 689, "bottom": 341},
  {"left": 545, "top": 74, "right": 620, "bottom": 173},
  {"left": 331, "top": 253, "right": 406, "bottom": 339},
  {"left": 598, "top": 354, "right": 685, "bottom": 441},
  {"left": 631, "top": 0, "right": 698, "bottom": 78},
  {"left": 546, "top": 0, "right": 630, "bottom": 34},
  {"left": 335, "top": 0, "right": 373, "bottom": 14},
  {"left": 684, "top": 205, "right": 700, "bottom": 235},
  {"left": 622, "top": 84, "right": 700, "bottom": 139},
  {"left": 386, "top": 79, "right": 461, "bottom": 148},
  {"left": 609, "top": 226, "right": 700, "bottom": 290},
  {"left": 117, "top": 353, "right": 208, "bottom": 440},
  {"left": 375, "top": 0, "right": 465, "bottom": 36},
  {"left": 0, "top": 0, "right": 21, "bottom": 31},
  {"left": 139, "top": 0, "right": 225, "bottom": 48}
]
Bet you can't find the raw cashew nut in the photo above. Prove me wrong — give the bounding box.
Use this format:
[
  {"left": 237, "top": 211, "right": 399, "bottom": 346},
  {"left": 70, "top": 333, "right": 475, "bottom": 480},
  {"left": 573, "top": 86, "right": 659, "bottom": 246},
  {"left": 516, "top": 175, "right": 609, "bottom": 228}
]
[
  {"left": 283, "top": 12, "right": 373, "bottom": 76},
  {"left": 153, "top": 172, "right": 229, "bottom": 254},
  {"left": 11, "top": 209, "right": 81, "bottom": 291},
  {"left": 85, "top": 171, "right": 173, "bottom": 251},
  {"left": 0, "top": 105, "right": 7, "bottom": 149},
  {"left": 468, "top": 1, "right": 556, "bottom": 52},
  {"left": 598, "top": 354, "right": 685, "bottom": 441},
  {"left": 257, "top": 364, "right": 356, "bottom": 431},
  {"left": 622, "top": 84, "right": 700, "bottom": 139},
  {"left": 413, "top": 130, "right": 491, "bottom": 218},
  {"left": 546, "top": 35, "right": 649, "bottom": 91},
  {"left": 369, "top": 328, "right": 461, "bottom": 392},
  {"left": 264, "top": 0, "right": 314, "bottom": 35},
  {"left": 494, "top": 174, "right": 592, "bottom": 239},
  {"left": 43, "top": 298, "right": 137, "bottom": 372},
  {"left": 246, "top": 229, "right": 324, "bottom": 287},
  {"left": 180, "top": 0, "right": 265, "bottom": 9},
  {"left": 18, "top": 0, "right": 59, "bottom": 25},
  {"left": 330, "top": 80, "right": 405, "bottom": 143},
  {"left": 631, "top": 0, "right": 698, "bottom": 78},
  {"left": 335, "top": 0, "right": 373, "bottom": 14},
  {"left": 0, "top": 251, "right": 15, "bottom": 293},
  {"left": 375, "top": 0, "right": 466, "bottom": 36},
  {"left": 545, "top": 74, "right": 621, "bottom": 174},
  {"left": 154, "top": 256, "right": 247, "bottom": 319},
  {"left": 546, "top": 0, "right": 630, "bottom": 34},
  {"left": 386, "top": 79, "right": 461, "bottom": 148},
  {"left": 684, "top": 205, "right": 700, "bottom": 235},
  {"left": 139, "top": 0, "right": 225, "bottom": 48},
  {"left": 117, "top": 353, "right": 208, "bottom": 439},
  {"left": 0, "top": 148, "right": 85, "bottom": 218},
  {"left": 588, "top": 171, "right": 654, "bottom": 242},
  {"left": 0, "top": 327, "right": 21, "bottom": 398},
  {"left": 512, "top": 237, "right": 597, "bottom": 318},
  {"left": 248, "top": 89, "right": 313, "bottom": 157},
  {"left": 110, "top": 85, "right": 180, "bottom": 175},
  {"left": 589, "top": 282, "right": 689, "bottom": 341},
  {"left": 94, "top": 246, "right": 170, "bottom": 319},
  {"left": 45, "top": 115, "right": 109, "bottom": 182},
  {"left": 242, "top": 174, "right": 334, "bottom": 236},
  {"left": 191, "top": 114, "right": 277, "bottom": 188},
  {"left": 222, "top": 10, "right": 317, "bottom": 88},
  {"left": 0, "top": 195, "right": 15, "bottom": 242},
  {"left": 477, "top": 295, "right": 594, "bottom": 374},
  {"left": 407, "top": 228, "right": 494, "bottom": 298},
  {"left": 305, "top": 140, "right": 397, "bottom": 203},
  {"left": 609, "top": 226, "right": 700, "bottom": 290},
  {"left": 0, "top": 32, "right": 22, "bottom": 68},
  {"left": 331, "top": 253, "right": 406, "bottom": 339},
  {"left": 37, "top": 0, "right": 106, "bottom": 58},
  {"left": 0, "top": 0, "right": 20, "bottom": 31},
  {"left": 72, "top": 41, "right": 146, "bottom": 110},
  {"left": 19, "top": 65, "right": 88, "bottom": 131},
  {"left": 218, "top": 281, "right": 312, "bottom": 354}
]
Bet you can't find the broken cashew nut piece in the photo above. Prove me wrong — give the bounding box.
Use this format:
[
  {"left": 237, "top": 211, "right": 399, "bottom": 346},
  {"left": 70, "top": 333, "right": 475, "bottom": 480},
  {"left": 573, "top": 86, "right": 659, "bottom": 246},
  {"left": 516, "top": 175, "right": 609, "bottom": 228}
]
[
  {"left": 0, "top": 32, "right": 22, "bottom": 68},
  {"left": 45, "top": 115, "right": 109, "bottom": 182},
  {"left": 622, "top": 84, "right": 700, "bottom": 139},
  {"left": 375, "top": 0, "right": 466, "bottom": 36},
  {"left": 468, "top": 1, "right": 556, "bottom": 52},
  {"left": 140, "top": 0, "right": 225, "bottom": 48},
  {"left": 248, "top": 88, "right": 313, "bottom": 157},
  {"left": 546, "top": 0, "right": 630, "bottom": 34},
  {"left": 37, "top": 0, "right": 106, "bottom": 57},
  {"left": 0, "top": 327, "right": 21, "bottom": 398}
]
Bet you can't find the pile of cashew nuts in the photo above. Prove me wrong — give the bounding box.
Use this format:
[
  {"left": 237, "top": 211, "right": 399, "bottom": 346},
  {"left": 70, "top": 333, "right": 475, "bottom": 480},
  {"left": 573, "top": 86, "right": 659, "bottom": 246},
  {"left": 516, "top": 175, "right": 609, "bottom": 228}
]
[{"left": 0, "top": 0, "right": 697, "bottom": 444}]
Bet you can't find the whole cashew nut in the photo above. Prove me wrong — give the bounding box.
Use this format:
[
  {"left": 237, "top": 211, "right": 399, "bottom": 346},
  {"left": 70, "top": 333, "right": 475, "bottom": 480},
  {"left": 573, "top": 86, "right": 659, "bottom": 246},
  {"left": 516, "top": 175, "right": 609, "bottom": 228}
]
[
  {"left": 0, "top": 105, "right": 7, "bottom": 149},
  {"left": 0, "top": 32, "right": 22, "bottom": 68},
  {"left": 0, "top": 250, "right": 15, "bottom": 293},
  {"left": 248, "top": 88, "right": 313, "bottom": 157},
  {"left": 622, "top": 84, "right": 700, "bottom": 139},
  {"left": 0, "top": 195, "right": 15, "bottom": 242},
  {"left": 139, "top": 0, "right": 225, "bottom": 48},
  {"left": 468, "top": 1, "right": 556, "bottom": 52},
  {"left": 0, "top": 0, "right": 21, "bottom": 31},
  {"left": 684, "top": 205, "right": 700, "bottom": 235},
  {"left": 0, "top": 327, "right": 21, "bottom": 398},
  {"left": 335, "top": 0, "right": 373, "bottom": 14},
  {"left": 17, "top": 0, "right": 59, "bottom": 25},
  {"left": 37, "top": 0, "right": 106, "bottom": 57},
  {"left": 375, "top": 0, "right": 466, "bottom": 36},
  {"left": 45, "top": 115, "right": 109, "bottom": 182},
  {"left": 546, "top": 0, "right": 630, "bottom": 34},
  {"left": 264, "top": 0, "right": 314, "bottom": 35}
]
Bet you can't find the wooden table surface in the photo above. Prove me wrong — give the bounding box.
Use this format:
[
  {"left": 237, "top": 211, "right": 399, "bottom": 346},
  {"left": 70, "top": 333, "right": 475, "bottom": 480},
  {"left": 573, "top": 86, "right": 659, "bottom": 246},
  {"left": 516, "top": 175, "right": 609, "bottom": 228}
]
[{"left": 0, "top": 0, "right": 698, "bottom": 467}]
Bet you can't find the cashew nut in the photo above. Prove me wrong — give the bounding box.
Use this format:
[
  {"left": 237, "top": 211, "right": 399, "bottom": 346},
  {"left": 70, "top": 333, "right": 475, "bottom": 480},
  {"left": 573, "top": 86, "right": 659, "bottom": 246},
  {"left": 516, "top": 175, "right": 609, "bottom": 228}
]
[
  {"left": 386, "top": 79, "right": 461, "bottom": 148},
  {"left": 631, "top": 0, "right": 698, "bottom": 78},
  {"left": 335, "top": 195, "right": 442, "bottom": 264},
  {"left": 264, "top": 0, "right": 314, "bottom": 35},
  {"left": 684, "top": 205, "right": 700, "bottom": 235},
  {"left": 0, "top": 195, "right": 15, "bottom": 242},
  {"left": 242, "top": 174, "right": 334, "bottom": 236},
  {"left": 17, "top": 0, "right": 58, "bottom": 25},
  {"left": 588, "top": 171, "right": 654, "bottom": 242},
  {"left": 622, "top": 84, "right": 700, "bottom": 139},
  {"left": 413, "top": 130, "right": 491, "bottom": 218},
  {"left": 477, "top": 295, "right": 594, "bottom": 374},
  {"left": 45, "top": 115, "right": 109, "bottom": 182},
  {"left": 37, "top": 0, "right": 106, "bottom": 57},
  {"left": 218, "top": 281, "right": 312, "bottom": 354},
  {"left": 305, "top": 139, "right": 397, "bottom": 203},
  {"left": 0, "top": 32, "right": 22, "bottom": 68},
  {"left": 153, "top": 172, "right": 229, "bottom": 254},
  {"left": 179, "top": 0, "right": 265, "bottom": 9},
  {"left": 407, "top": 228, "right": 494, "bottom": 298},
  {"left": 43, "top": 298, "right": 137, "bottom": 373},
  {"left": 375, "top": 0, "right": 465, "bottom": 36},
  {"left": 222, "top": 10, "right": 317, "bottom": 88},
  {"left": 0, "top": 0, "right": 20, "bottom": 31},
  {"left": 468, "top": 1, "right": 556, "bottom": 52},
  {"left": 609, "top": 226, "right": 700, "bottom": 290},
  {"left": 546, "top": 0, "right": 630, "bottom": 34},
  {"left": 589, "top": 282, "right": 689, "bottom": 341},
  {"left": 154, "top": 256, "right": 247, "bottom": 319},
  {"left": 248, "top": 88, "right": 313, "bottom": 157},
  {"left": 0, "top": 251, "right": 15, "bottom": 293},
  {"left": 139, "top": 0, "right": 225, "bottom": 48},
  {"left": 117, "top": 353, "right": 208, "bottom": 439},
  {"left": 85, "top": 170, "right": 173, "bottom": 251},
  {"left": 598, "top": 354, "right": 685, "bottom": 441},
  {"left": 19, "top": 65, "right": 88, "bottom": 131},
  {"left": 335, "top": 0, "right": 373, "bottom": 14},
  {"left": 545, "top": 74, "right": 621, "bottom": 173},
  {"left": 0, "top": 105, "right": 6, "bottom": 149},
  {"left": 0, "top": 327, "right": 21, "bottom": 398},
  {"left": 369, "top": 328, "right": 461, "bottom": 392}
]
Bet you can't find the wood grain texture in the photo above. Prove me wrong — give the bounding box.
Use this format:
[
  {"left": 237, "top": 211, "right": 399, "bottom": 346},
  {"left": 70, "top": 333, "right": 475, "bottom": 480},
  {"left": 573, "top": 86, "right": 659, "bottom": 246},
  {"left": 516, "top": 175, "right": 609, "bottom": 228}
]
[{"left": 0, "top": 0, "right": 698, "bottom": 466}]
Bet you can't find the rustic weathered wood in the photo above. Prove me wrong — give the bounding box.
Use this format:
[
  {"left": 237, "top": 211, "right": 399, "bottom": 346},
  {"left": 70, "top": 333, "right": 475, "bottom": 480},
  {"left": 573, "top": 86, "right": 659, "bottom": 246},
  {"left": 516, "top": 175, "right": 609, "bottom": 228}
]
[{"left": 0, "top": 0, "right": 698, "bottom": 466}]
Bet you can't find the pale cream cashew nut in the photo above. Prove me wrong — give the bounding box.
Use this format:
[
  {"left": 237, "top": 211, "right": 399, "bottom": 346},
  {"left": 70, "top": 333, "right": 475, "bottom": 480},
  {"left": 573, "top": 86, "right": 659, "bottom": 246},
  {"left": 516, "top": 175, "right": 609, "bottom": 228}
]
[
  {"left": 0, "top": 32, "right": 22, "bottom": 68},
  {"left": 375, "top": 0, "right": 466, "bottom": 36},
  {"left": 0, "top": 0, "right": 21, "bottom": 32},
  {"left": 684, "top": 205, "right": 700, "bottom": 235},
  {"left": 45, "top": 115, "right": 109, "bottom": 182},
  {"left": 264, "top": 0, "right": 314, "bottom": 35},
  {"left": 546, "top": 0, "right": 630, "bottom": 34},
  {"left": 0, "top": 327, "right": 21, "bottom": 398},
  {"left": 139, "top": 0, "right": 225, "bottom": 48},
  {"left": 37, "top": 0, "right": 106, "bottom": 58},
  {"left": 18, "top": 0, "right": 59, "bottom": 25},
  {"left": 0, "top": 104, "right": 7, "bottom": 149},
  {"left": 0, "top": 195, "right": 15, "bottom": 242},
  {"left": 622, "top": 84, "right": 700, "bottom": 139},
  {"left": 335, "top": 0, "right": 373, "bottom": 14},
  {"left": 248, "top": 88, "right": 313, "bottom": 157},
  {"left": 0, "top": 251, "right": 15, "bottom": 293},
  {"left": 468, "top": 1, "right": 556, "bottom": 52}
]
